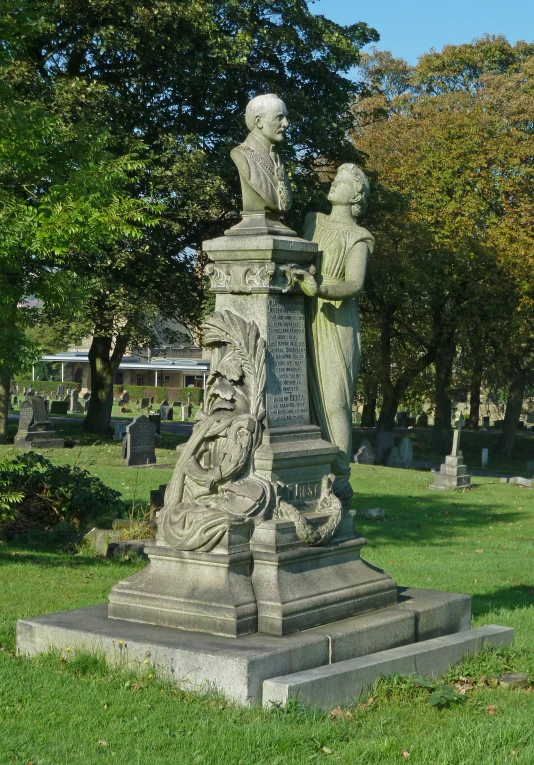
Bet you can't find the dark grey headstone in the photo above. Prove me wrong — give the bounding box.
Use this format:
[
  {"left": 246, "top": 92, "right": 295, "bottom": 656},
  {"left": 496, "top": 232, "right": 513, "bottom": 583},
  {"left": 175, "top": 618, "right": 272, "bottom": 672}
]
[
  {"left": 396, "top": 411, "right": 408, "bottom": 428},
  {"left": 375, "top": 432, "right": 394, "bottom": 465},
  {"left": 399, "top": 436, "right": 414, "bottom": 469},
  {"left": 15, "top": 396, "right": 64, "bottom": 449},
  {"left": 140, "top": 397, "right": 150, "bottom": 410},
  {"left": 83, "top": 392, "right": 90, "bottom": 400},
  {"left": 57, "top": 384, "right": 65, "bottom": 395},
  {"left": 123, "top": 415, "right": 156, "bottom": 466},
  {"left": 416, "top": 412, "right": 429, "bottom": 427},
  {"left": 122, "top": 391, "right": 130, "bottom": 403},
  {"left": 50, "top": 400, "right": 69, "bottom": 415},
  {"left": 149, "top": 414, "right": 161, "bottom": 435},
  {"left": 159, "top": 405, "right": 173, "bottom": 421},
  {"left": 386, "top": 446, "right": 403, "bottom": 468},
  {"left": 354, "top": 445, "right": 375, "bottom": 465},
  {"left": 160, "top": 399, "right": 169, "bottom": 407}
]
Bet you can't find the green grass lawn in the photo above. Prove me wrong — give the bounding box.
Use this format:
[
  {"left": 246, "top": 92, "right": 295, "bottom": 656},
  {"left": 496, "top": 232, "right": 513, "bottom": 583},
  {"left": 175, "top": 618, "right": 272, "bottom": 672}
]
[{"left": 1, "top": 454, "right": 534, "bottom": 764}]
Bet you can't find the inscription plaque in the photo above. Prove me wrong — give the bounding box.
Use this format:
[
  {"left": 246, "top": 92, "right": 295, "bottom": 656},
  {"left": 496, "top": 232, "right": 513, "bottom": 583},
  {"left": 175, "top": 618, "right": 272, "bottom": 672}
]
[{"left": 266, "top": 296, "right": 309, "bottom": 428}]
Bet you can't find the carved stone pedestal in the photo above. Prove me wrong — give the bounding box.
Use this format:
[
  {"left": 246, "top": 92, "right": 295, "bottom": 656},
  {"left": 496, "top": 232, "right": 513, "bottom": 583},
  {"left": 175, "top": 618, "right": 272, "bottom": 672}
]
[
  {"left": 430, "top": 453, "right": 471, "bottom": 491},
  {"left": 251, "top": 519, "right": 397, "bottom": 635},
  {"left": 108, "top": 527, "right": 257, "bottom": 638}
]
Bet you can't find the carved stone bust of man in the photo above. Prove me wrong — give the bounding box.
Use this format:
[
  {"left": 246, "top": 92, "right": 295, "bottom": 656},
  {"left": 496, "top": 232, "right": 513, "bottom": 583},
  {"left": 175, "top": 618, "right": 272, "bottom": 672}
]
[{"left": 227, "top": 94, "right": 295, "bottom": 237}]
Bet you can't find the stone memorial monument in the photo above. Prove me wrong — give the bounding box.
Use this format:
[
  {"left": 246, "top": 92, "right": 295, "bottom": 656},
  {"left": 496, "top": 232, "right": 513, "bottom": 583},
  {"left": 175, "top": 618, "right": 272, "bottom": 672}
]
[
  {"left": 430, "top": 410, "right": 471, "bottom": 490},
  {"left": 18, "top": 96, "right": 513, "bottom": 710},
  {"left": 69, "top": 389, "right": 84, "bottom": 414},
  {"left": 122, "top": 415, "right": 157, "bottom": 466},
  {"left": 14, "top": 397, "right": 64, "bottom": 450},
  {"left": 399, "top": 436, "right": 414, "bottom": 469},
  {"left": 109, "top": 99, "right": 397, "bottom": 636}
]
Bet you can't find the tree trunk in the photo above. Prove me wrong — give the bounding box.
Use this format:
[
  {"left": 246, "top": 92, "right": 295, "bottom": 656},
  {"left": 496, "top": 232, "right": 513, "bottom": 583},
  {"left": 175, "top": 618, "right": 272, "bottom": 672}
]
[
  {"left": 0, "top": 372, "right": 10, "bottom": 444},
  {"left": 84, "top": 334, "right": 129, "bottom": 434},
  {"left": 467, "top": 359, "right": 483, "bottom": 430},
  {"left": 376, "top": 387, "right": 399, "bottom": 432},
  {"left": 496, "top": 374, "right": 525, "bottom": 458},
  {"left": 431, "top": 326, "right": 455, "bottom": 454},
  {"left": 361, "top": 377, "right": 377, "bottom": 428}
]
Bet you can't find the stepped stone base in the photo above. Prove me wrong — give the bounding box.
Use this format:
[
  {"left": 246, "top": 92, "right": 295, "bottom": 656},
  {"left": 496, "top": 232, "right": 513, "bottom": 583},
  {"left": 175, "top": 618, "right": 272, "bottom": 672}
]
[
  {"left": 430, "top": 454, "right": 471, "bottom": 490},
  {"left": 14, "top": 430, "right": 64, "bottom": 450},
  {"left": 15, "top": 586, "right": 504, "bottom": 708},
  {"left": 108, "top": 518, "right": 397, "bottom": 638}
]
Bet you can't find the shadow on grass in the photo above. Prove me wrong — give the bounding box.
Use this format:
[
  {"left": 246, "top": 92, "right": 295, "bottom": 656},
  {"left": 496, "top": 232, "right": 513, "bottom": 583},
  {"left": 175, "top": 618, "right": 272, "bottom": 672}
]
[
  {"left": 351, "top": 490, "right": 524, "bottom": 547},
  {"left": 0, "top": 543, "right": 142, "bottom": 569},
  {"left": 471, "top": 586, "right": 534, "bottom": 617}
]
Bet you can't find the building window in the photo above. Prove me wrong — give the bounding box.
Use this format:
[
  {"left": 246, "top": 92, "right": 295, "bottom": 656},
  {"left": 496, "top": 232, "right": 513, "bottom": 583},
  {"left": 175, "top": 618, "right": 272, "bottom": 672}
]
[
  {"left": 184, "top": 375, "right": 204, "bottom": 388},
  {"left": 115, "top": 371, "right": 124, "bottom": 385},
  {"left": 163, "top": 375, "right": 170, "bottom": 383},
  {"left": 136, "top": 375, "right": 144, "bottom": 386}
]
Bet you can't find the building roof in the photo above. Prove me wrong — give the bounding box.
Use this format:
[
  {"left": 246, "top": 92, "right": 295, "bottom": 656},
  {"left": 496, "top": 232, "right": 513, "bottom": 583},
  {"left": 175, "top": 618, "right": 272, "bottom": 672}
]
[{"left": 42, "top": 352, "right": 210, "bottom": 373}]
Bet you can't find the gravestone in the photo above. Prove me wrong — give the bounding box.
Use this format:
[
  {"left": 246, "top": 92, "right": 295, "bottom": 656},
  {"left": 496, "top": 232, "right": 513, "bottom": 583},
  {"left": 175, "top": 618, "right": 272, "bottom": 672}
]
[
  {"left": 353, "top": 438, "right": 375, "bottom": 465},
  {"left": 416, "top": 412, "right": 428, "bottom": 427},
  {"left": 115, "top": 422, "right": 128, "bottom": 441},
  {"left": 430, "top": 411, "right": 471, "bottom": 491},
  {"left": 49, "top": 400, "right": 68, "bottom": 415},
  {"left": 82, "top": 392, "right": 90, "bottom": 400},
  {"left": 159, "top": 405, "right": 173, "bottom": 421},
  {"left": 57, "top": 384, "right": 65, "bottom": 396},
  {"left": 396, "top": 411, "right": 408, "bottom": 428},
  {"left": 375, "top": 431, "right": 394, "bottom": 465},
  {"left": 527, "top": 460, "right": 534, "bottom": 473},
  {"left": 482, "top": 416, "right": 490, "bottom": 428},
  {"left": 172, "top": 401, "right": 181, "bottom": 408},
  {"left": 13, "top": 395, "right": 18, "bottom": 405},
  {"left": 181, "top": 403, "right": 192, "bottom": 421},
  {"left": 352, "top": 411, "right": 362, "bottom": 425},
  {"left": 148, "top": 413, "right": 161, "bottom": 435},
  {"left": 69, "top": 389, "right": 84, "bottom": 413},
  {"left": 14, "top": 397, "right": 64, "bottom": 450},
  {"left": 122, "top": 391, "right": 130, "bottom": 404},
  {"left": 386, "top": 446, "right": 403, "bottom": 468},
  {"left": 140, "top": 397, "right": 150, "bottom": 411},
  {"left": 84, "top": 398, "right": 91, "bottom": 412},
  {"left": 481, "top": 448, "right": 489, "bottom": 469},
  {"left": 399, "top": 436, "right": 413, "bottom": 469},
  {"left": 160, "top": 399, "right": 169, "bottom": 407},
  {"left": 122, "top": 415, "right": 156, "bottom": 467}
]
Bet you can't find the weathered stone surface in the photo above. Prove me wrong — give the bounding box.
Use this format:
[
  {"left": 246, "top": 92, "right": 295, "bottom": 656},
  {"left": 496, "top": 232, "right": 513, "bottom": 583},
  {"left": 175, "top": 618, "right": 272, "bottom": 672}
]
[
  {"left": 14, "top": 397, "right": 64, "bottom": 450},
  {"left": 386, "top": 446, "right": 403, "bottom": 468},
  {"left": 396, "top": 587, "right": 471, "bottom": 641},
  {"left": 49, "top": 400, "right": 68, "bottom": 415},
  {"left": 500, "top": 476, "right": 532, "bottom": 487},
  {"left": 375, "top": 431, "right": 394, "bottom": 465},
  {"left": 262, "top": 625, "right": 514, "bottom": 709},
  {"left": 399, "top": 436, "right": 414, "bottom": 469},
  {"left": 353, "top": 438, "right": 375, "bottom": 465},
  {"left": 17, "top": 587, "right": 480, "bottom": 708},
  {"left": 122, "top": 415, "right": 156, "bottom": 467},
  {"left": 430, "top": 454, "right": 471, "bottom": 491},
  {"left": 227, "top": 94, "right": 295, "bottom": 238}
]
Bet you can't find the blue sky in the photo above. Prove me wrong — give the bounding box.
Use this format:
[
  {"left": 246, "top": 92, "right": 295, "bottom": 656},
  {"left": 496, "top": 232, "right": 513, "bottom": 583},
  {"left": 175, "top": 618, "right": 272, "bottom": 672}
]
[{"left": 311, "top": 0, "right": 533, "bottom": 64}]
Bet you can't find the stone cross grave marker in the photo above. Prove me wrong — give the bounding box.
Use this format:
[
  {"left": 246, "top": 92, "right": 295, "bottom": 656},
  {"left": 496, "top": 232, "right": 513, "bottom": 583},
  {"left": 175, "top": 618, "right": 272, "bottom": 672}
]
[
  {"left": 122, "top": 415, "right": 156, "bottom": 466},
  {"left": 452, "top": 411, "right": 465, "bottom": 457}
]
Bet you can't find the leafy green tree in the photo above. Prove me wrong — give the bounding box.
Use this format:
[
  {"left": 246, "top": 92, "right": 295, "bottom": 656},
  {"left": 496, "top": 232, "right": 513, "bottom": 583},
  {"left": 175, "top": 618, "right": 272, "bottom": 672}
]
[
  {"left": 5, "top": 0, "right": 379, "bottom": 432},
  {"left": 354, "top": 37, "right": 534, "bottom": 454}
]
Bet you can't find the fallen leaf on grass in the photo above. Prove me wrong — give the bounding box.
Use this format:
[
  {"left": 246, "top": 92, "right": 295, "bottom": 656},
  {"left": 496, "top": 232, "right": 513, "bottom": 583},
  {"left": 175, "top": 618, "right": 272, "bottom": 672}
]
[
  {"left": 486, "top": 705, "right": 497, "bottom": 715},
  {"left": 98, "top": 740, "right": 108, "bottom": 746},
  {"left": 321, "top": 746, "right": 333, "bottom": 754},
  {"left": 329, "top": 705, "right": 353, "bottom": 720},
  {"left": 402, "top": 750, "right": 411, "bottom": 759}
]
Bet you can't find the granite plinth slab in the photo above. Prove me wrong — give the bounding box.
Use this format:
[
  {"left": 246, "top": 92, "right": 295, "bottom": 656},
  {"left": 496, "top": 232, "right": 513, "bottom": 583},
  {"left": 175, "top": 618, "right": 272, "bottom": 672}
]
[
  {"left": 17, "top": 586, "right": 490, "bottom": 708},
  {"left": 262, "top": 625, "right": 514, "bottom": 709}
]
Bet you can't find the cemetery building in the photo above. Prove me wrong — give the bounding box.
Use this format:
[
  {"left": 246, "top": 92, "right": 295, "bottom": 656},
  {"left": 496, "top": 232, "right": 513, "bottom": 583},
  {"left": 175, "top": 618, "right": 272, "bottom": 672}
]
[{"left": 41, "top": 349, "right": 210, "bottom": 392}]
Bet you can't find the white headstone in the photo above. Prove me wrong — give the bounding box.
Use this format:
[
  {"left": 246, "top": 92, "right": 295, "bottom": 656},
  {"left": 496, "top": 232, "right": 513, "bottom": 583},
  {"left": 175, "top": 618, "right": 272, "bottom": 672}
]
[{"left": 481, "top": 448, "right": 489, "bottom": 469}]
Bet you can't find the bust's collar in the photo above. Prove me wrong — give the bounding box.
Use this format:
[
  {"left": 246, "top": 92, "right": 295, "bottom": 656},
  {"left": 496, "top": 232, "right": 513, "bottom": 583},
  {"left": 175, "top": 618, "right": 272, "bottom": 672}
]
[{"left": 246, "top": 130, "right": 276, "bottom": 154}]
